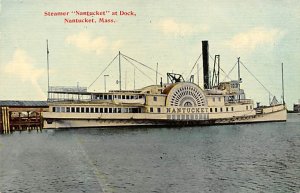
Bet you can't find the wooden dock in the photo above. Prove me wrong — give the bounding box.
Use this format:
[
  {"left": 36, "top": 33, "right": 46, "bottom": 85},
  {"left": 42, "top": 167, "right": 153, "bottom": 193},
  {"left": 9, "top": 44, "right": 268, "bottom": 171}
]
[{"left": 0, "top": 101, "right": 48, "bottom": 134}]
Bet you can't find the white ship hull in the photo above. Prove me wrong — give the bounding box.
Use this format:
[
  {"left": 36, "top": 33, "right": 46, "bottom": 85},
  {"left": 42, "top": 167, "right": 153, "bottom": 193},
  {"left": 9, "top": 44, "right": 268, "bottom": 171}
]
[{"left": 43, "top": 105, "right": 287, "bottom": 129}]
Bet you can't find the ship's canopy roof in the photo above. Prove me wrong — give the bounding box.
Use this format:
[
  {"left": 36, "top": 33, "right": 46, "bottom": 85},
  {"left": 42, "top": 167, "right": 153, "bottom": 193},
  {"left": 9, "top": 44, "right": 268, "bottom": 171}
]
[{"left": 0, "top": 100, "right": 48, "bottom": 107}]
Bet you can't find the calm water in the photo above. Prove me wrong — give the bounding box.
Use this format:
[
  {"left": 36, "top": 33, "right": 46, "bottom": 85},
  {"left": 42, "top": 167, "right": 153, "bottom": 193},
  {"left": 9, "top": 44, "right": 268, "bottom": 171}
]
[{"left": 0, "top": 114, "right": 299, "bottom": 193}]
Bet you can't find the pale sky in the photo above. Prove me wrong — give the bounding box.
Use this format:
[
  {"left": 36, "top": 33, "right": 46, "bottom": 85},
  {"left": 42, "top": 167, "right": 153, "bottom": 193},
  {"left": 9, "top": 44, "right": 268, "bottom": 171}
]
[{"left": 0, "top": 0, "right": 299, "bottom": 109}]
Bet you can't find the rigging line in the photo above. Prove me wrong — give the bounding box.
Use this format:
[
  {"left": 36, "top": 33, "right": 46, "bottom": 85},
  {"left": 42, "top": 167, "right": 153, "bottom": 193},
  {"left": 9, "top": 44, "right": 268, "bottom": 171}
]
[
  {"left": 121, "top": 55, "right": 155, "bottom": 82},
  {"left": 191, "top": 65, "right": 203, "bottom": 77},
  {"left": 222, "top": 61, "right": 238, "bottom": 82},
  {"left": 239, "top": 60, "right": 273, "bottom": 96},
  {"left": 88, "top": 53, "right": 119, "bottom": 89},
  {"left": 121, "top": 53, "right": 164, "bottom": 76},
  {"left": 186, "top": 53, "right": 202, "bottom": 79},
  {"left": 219, "top": 67, "right": 232, "bottom": 81}
]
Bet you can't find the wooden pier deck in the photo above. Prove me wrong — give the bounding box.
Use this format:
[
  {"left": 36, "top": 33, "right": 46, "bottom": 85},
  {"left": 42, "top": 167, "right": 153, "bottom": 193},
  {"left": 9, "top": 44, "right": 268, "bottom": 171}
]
[{"left": 0, "top": 101, "right": 48, "bottom": 134}]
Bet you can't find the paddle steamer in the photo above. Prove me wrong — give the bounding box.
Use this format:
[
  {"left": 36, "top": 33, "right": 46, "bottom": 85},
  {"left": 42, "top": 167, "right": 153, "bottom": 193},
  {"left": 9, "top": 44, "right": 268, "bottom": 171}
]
[{"left": 43, "top": 41, "right": 287, "bottom": 128}]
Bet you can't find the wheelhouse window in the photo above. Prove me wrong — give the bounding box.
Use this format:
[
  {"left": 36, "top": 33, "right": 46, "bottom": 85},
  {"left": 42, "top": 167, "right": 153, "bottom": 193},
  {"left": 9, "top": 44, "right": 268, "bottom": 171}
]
[
  {"left": 81, "top": 107, "right": 84, "bottom": 113},
  {"left": 71, "top": 107, "right": 75, "bottom": 113},
  {"left": 150, "top": 107, "right": 153, "bottom": 112},
  {"left": 157, "top": 108, "right": 161, "bottom": 113},
  {"left": 66, "top": 107, "right": 70, "bottom": 113},
  {"left": 76, "top": 107, "right": 80, "bottom": 113},
  {"left": 85, "top": 107, "right": 89, "bottom": 113},
  {"left": 91, "top": 108, "right": 94, "bottom": 113},
  {"left": 108, "top": 95, "right": 112, "bottom": 100}
]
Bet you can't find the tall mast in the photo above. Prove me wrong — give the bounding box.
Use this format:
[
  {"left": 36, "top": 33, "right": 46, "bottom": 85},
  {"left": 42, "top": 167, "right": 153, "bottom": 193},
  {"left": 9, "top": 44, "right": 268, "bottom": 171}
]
[
  {"left": 197, "top": 60, "right": 199, "bottom": 86},
  {"left": 46, "top": 40, "right": 50, "bottom": 100},
  {"left": 282, "top": 62, "right": 285, "bottom": 105},
  {"left": 237, "top": 57, "right": 240, "bottom": 101},
  {"left": 119, "top": 51, "right": 122, "bottom": 90},
  {"left": 156, "top": 63, "right": 158, "bottom": 85},
  {"left": 217, "top": 55, "right": 220, "bottom": 85},
  {"left": 134, "top": 66, "right": 136, "bottom": 90},
  {"left": 125, "top": 70, "right": 127, "bottom": 90}
]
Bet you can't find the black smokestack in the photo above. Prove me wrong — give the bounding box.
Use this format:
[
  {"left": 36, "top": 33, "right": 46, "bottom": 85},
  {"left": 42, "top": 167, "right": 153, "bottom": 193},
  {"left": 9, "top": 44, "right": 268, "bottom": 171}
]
[{"left": 202, "top": 40, "right": 209, "bottom": 89}]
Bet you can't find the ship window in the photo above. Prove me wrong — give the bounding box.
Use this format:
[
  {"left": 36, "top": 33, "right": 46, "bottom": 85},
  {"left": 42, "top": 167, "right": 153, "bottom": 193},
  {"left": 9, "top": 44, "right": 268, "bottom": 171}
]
[
  {"left": 210, "top": 108, "right": 213, "bottom": 112},
  {"left": 100, "top": 108, "right": 103, "bottom": 113},
  {"left": 246, "top": 106, "right": 248, "bottom": 110},
  {"left": 104, "top": 108, "right": 108, "bottom": 113},
  {"left": 220, "top": 108, "right": 223, "bottom": 112},
  {"left": 125, "top": 95, "right": 129, "bottom": 100},
  {"left": 139, "top": 95, "right": 143, "bottom": 99},
  {"left": 71, "top": 107, "right": 75, "bottom": 113},
  {"left": 128, "top": 108, "right": 132, "bottom": 113},
  {"left": 66, "top": 107, "right": 70, "bottom": 113},
  {"left": 118, "top": 95, "right": 121, "bottom": 99},
  {"left": 226, "top": 107, "right": 228, "bottom": 112},
  {"left": 153, "top": 96, "right": 157, "bottom": 101},
  {"left": 52, "top": 107, "right": 56, "bottom": 112},
  {"left": 218, "top": 97, "right": 221, "bottom": 101},
  {"left": 99, "top": 95, "right": 103, "bottom": 100},
  {"left": 91, "top": 108, "right": 94, "bottom": 113},
  {"left": 80, "top": 107, "right": 84, "bottom": 113},
  {"left": 132, "top": 108, "right": 139, "bottom": 113},
  {"left": 231, "top": 107, "right": 234, "bottom": 111},
  {"left": 150, "top": 107, "right": 153, "bottom": 112},
  {"left": 250, "top": 105, "right": 252, "bottom": 109},
  {"left": 131, "top": 95, "right": 134, "bottom": 99},
  {"left": 157, "top": 108, "right": 161, "bottom": 113},
  {"left": 61, "top": 107, "right": 65, "bottom": 113},
  {"left": 76, "top": 107, "right": 80, "bottom": 113},
  {"left": 108, "top": 108, "right": 112, "bottom": 113},
  {"left": 213, "top": 97, "right": 215, "bottom": 102},
  {"left": 108, "top": 95, "right": 112, "bottom": 100},
  {"left": 122, "top": 95, "right": 125, "bottom": 99},
  {"left": 118, "top": 108, "right": 121, "bottom": 113},
  {"left": 215, "top": 108, "right": 218, "bottom": 112},
  {"left": 86, "top": 107, "right": 89, "bottom": 113},
  {"left": 104, "top": 95, "right": 107, "bottom": 100},
  {"left": 95, "top": 108, "right": 99, "bottom": 113}
]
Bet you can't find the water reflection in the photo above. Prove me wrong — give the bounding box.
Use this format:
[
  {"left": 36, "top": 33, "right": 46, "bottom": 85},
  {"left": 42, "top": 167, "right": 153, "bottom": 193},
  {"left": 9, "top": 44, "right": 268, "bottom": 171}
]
[{"left": 0, "top": 115, "right": 299, "bottom": 193}]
